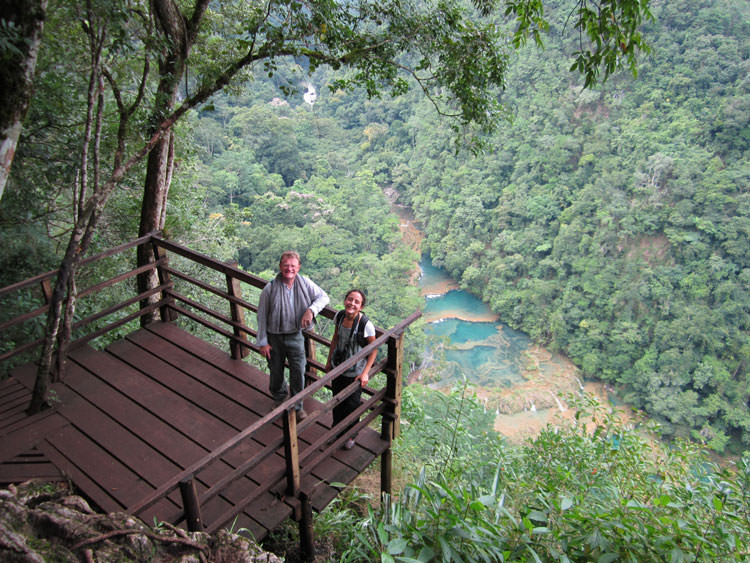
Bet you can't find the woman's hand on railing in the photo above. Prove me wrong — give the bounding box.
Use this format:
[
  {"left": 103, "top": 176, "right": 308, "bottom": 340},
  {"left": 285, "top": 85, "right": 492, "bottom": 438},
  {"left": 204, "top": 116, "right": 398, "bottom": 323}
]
[{"left": 358, "top": 371, "right": 369, "bottom": 386}]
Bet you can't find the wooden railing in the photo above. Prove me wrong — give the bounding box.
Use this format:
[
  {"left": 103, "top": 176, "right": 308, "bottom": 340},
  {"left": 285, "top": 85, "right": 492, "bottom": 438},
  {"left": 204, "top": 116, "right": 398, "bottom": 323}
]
[
  {"left": 0, "top": 233, "right": 420, "bottom": 552},
  {"left": 0, "top": 234, "right": 169, "bottom": 374}
]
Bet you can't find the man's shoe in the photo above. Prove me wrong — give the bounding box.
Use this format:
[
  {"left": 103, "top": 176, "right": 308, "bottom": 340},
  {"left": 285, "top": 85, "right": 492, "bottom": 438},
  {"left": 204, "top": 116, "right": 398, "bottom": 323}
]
[{"left": 296, "top": 409, "right": 307, "bottom": 422}]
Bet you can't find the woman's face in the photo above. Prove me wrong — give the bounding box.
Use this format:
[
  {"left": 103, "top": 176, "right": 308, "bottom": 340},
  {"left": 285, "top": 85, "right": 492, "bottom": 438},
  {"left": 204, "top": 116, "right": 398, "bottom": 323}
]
[{"left": 343, "top": 291, "right": 364, "bottom": 318}]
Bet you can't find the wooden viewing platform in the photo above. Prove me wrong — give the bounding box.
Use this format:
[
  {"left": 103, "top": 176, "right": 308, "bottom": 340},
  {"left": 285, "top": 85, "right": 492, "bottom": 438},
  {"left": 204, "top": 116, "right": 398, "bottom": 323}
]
[{"left": 0, "top": 234, "right": 420, "bottom": 556}]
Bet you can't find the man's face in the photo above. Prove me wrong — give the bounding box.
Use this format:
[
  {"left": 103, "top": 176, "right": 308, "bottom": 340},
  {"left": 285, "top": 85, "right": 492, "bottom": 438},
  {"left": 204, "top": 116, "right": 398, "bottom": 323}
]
[{"left": 279, "top": 257, "right": 300, "bottom": 284}]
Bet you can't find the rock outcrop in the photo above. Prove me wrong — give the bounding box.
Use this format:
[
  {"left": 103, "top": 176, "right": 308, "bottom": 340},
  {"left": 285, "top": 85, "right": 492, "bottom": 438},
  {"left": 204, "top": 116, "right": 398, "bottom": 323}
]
[{"left": 0, "top": 481, "right": 282, "bottom": 562}]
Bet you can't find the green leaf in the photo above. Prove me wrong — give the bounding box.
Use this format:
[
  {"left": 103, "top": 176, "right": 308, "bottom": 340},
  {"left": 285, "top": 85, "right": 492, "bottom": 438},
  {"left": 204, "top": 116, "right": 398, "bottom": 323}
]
[
  {"left": 527, "top": 510, "right": 548, "bottom": 523},
  {"left": 387, "top": 538, "right": 408, "bottom": 555},
  {"left": 469, "top": 499, "right": 485, "bottom": 511},
  {"left": 416, "top": 545, "right": 435, "bottom": 562}
]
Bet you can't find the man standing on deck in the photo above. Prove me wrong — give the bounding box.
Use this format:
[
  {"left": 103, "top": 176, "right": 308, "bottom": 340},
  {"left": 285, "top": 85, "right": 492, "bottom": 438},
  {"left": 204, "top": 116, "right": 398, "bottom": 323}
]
[{"left": 256, "top": 251, "right": 329, "bottom": 421}]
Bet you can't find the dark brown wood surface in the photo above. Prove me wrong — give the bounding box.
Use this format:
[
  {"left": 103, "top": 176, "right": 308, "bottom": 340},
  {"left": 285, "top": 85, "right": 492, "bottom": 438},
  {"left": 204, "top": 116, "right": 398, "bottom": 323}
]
[{"left": 0, "top": 321, "right": 389, "bottom": 541}]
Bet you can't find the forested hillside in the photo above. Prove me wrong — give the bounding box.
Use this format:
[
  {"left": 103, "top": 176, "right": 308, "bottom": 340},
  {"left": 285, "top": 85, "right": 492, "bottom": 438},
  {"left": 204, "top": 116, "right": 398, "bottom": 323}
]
[
  {"left": 182, "top": 0, "right": 750, "bottom": 452},
  {"left": 399, "top": 0, "right": 750, "bottom": 452},
  {"left": 1, "top": 0, "right": 747, "bottom": 453},
  {"left": 2, "top": 0, "right": 750, "bottom": 559}
]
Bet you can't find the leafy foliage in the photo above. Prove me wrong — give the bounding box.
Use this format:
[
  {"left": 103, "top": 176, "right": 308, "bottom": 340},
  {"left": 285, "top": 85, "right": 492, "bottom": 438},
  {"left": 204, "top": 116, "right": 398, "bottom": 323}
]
[
  {"left": 344, "top": 388, "right": 750, "bottom": 562},
  {"left": 169, "top": 0, "right": 750, "bottom": 454},
  {"left": 394, "top": 0, "right": 750, "bottom": 452}
]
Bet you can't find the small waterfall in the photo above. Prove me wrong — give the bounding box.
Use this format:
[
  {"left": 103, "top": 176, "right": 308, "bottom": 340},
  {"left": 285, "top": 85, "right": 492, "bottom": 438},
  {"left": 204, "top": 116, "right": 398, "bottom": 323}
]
[
  {"left": 552, "top": 394, "right": 566, "bottom": 413},
  {"left": 303, "top": 83, "right": 317, "bottom": 106},
  {"left": 574, "top": 376, "right": 585, "bottom": 393}
]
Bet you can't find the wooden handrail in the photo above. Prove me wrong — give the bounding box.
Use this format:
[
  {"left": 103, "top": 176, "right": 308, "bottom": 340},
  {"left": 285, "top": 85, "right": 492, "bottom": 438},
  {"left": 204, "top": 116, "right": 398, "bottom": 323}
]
[
  {"left": 1, "top": 233, "right": 422, "bottom": 537},
  {"left": 126, "top": 311, "right": 419, "bottom": 517}
]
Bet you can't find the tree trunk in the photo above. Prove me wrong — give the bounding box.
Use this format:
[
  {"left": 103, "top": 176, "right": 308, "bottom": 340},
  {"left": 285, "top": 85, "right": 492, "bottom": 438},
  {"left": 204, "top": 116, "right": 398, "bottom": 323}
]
[
  {"left": 0, "top": 0, "right": 47, "bottom": 200},
  {"left": 137, "top": 0, "right": 207, "bottom": 324}
]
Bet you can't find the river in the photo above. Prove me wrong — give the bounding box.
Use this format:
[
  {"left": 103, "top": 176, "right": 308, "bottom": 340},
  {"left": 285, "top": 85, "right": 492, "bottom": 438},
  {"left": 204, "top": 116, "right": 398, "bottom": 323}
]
[{"left": 391, "top": 196, "right": 616, "bottom": 441}]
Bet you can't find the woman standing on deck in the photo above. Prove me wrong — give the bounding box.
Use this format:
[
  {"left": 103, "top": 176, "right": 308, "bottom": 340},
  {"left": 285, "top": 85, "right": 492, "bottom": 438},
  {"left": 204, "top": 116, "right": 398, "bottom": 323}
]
[{"left": 325, "top": 289, "right": 377, "bottom": 450}]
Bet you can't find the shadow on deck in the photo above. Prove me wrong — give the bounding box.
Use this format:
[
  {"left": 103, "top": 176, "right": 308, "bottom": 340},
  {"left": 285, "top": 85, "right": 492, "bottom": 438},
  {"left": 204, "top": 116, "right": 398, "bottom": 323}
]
[{"left": 0, "top": 234, "right": 420, "bottom": 554}]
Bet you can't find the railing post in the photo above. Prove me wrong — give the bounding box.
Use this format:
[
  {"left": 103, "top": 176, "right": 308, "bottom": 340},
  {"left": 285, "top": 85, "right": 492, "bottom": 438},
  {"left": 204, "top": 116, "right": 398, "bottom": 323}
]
[
  {"left": 299, "top": 491, "right": 315, "bottom": 560},
  {"left": 382, "top": 332, "right": 404, "bottom": 440},
  {"left": 40, "top": 279, "right": 53, "bottom": 304},
  {"left": 283, "top": 409, "right": 301, "bottom": 497},
  {"left": 179, "top": 477, "right": 203, "bottom": 532},
  {"left": 151, "top": 242, "right": 177, "bottom": 323},
  {"left": 303, "top": 333, "right": 316, "bottom": 384},
  {"left": 225, "top": 263, "right": 250, "bottom": 359},
  {"left": 381, "top": 424, "right": 393, "bottom": 497}
]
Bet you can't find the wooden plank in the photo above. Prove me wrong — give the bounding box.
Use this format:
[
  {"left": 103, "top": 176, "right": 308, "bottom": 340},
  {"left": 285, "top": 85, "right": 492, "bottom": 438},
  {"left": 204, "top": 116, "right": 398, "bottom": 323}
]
[
  {"left": 39, "top": 425, "right": 177, "bottom": 517},
  {"left": 0, "top": 373, "right": 32, "bottom": 426},
  {"left": 304, "top": 427, "right": 388, "bottom": 512},
  {"left": 329, "top": 430, "right": 387, "bottom": 473},
  {"left": 68, "top": 346, "right": 240, "bottom": 452},
  {"left": 121, "top": 328, "right": 303, "bottom": 534},
  {"left": 54, "top": 381, "right": 184, "bottom": 489},
  {"left": 124, "top": 327, "right": 322, "bottom": 476},
  {"left": 106, "top": 338, "right": 286, "bottom": 484},
  {"left": 0, "top": 449, "right": 64, "bottom": 483},
  {"left": 66, "top": 343, "right": 290, "bottom": 530},
  {"left": 0, "top": 383, "right": 28, "bottom": 412},
  {"left": 144, "top": 323, "right": 336, "bottom": 452},
  {"left": 0, "top": 411, "right": 70, "bottom": 463},
  {"left": 304, "top": 455, "right": 359, "bottom": 512},
  {"left": 0, "top": 408, "right": 31, "bottom": 430},
  {"left": 145, "top": 322, "right": 271, "bottom": 395},
  {"left": 109, "top": 338, "right": 261, "bottom": 435},
  {"left": 36, "top": 439, "right": 122, "bottom": 514},
  {"left": 126, "top": 328, "right": 270, "bottom": 413},
  {"left": 58, "top": 361, "right": 245, "bottom": 521},
  {"left": 237, "top": 489, "right": 294, "bottom": 532}
]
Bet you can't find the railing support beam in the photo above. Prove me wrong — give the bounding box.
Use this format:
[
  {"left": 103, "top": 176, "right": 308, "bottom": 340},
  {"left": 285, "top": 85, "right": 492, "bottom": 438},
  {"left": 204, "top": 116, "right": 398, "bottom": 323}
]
[
  {"left": 383, "top": 332, "right": 404, "bottom": 440},
  {"left": 152, "top": 243, "right": 177, "bottom": 323},
  {"left": 225, "top": 262, "right": 250, "bottom": 359},
  {"left": 179, "top": 478, "right": 204, "bottom": 532},
  {"left": 299, "top": 491, "right": 315, "bottom": 560},
  {"left": 283, "top": 409, "right": 301, "bottom": 497}
]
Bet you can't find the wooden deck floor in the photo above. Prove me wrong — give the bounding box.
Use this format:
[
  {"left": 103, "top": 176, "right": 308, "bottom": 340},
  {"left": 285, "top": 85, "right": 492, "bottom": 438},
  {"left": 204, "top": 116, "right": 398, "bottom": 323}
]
[{"left": 0, "top": 322, "right": 389, "bottom": 540}]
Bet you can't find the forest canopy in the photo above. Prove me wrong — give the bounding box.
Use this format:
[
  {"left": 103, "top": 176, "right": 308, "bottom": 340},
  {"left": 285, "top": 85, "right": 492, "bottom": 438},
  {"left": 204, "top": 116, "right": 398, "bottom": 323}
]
[
  {"left": 2, "top": 0, "right": 749, "bottom": 453},
  {"left": 187, "top": 0, "right": 750, "bottom": 452}
]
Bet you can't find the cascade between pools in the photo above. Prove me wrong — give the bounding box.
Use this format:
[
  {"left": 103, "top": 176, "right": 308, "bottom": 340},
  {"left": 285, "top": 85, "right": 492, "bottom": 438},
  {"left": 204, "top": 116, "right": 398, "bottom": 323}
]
[{"left": 391, "top": 198, "right": 617, "bottom": 440}]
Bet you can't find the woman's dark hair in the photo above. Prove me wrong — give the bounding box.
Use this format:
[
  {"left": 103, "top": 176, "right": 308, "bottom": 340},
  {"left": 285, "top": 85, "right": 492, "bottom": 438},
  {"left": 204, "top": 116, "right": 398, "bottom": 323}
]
[{"left": 345, "top": 288, "right": 367, "bottom": 308}]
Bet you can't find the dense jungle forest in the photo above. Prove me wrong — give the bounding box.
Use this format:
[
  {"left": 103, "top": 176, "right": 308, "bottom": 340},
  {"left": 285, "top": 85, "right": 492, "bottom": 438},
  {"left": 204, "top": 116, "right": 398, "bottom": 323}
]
[
  {"left": 2, "top": 0, "right": 750, "bottom": 559},
  {"left": 202, "top": 0, "right": 748, "bottom": 455},
  {"left": 159, "top": 0, "right": 748, "bottom": 454}
]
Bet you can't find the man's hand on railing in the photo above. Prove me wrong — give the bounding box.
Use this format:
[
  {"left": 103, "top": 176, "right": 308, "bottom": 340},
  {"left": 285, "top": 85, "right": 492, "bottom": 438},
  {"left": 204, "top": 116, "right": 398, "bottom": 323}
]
[
  {"left": 301, "top": 308, "right": 314, "bottom": 329},
  {"left": 358, "top": 371, "right": 369, "bottom": 386}
]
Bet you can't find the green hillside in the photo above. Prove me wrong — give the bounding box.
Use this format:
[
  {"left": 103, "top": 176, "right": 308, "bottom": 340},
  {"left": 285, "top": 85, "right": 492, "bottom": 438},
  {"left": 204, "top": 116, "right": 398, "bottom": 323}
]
[
  {"left": 2, "top": 0, "right": 750, "bottom": 558},
  {"left": 180, "top": 0, "right": 750, "bottom": 452}
]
